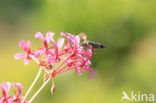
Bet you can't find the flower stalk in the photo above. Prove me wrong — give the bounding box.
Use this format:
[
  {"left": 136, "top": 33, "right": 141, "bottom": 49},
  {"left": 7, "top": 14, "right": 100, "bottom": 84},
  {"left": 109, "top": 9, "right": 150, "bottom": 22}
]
[
  {"left": 21, "top": 67, "right": 42, "bottom": 103},
  {"left": 29, "top": 79, "right": 50, "bottom": 103},
  {"left": 12, "top": 32, "right": 97, "bottom": 103}
]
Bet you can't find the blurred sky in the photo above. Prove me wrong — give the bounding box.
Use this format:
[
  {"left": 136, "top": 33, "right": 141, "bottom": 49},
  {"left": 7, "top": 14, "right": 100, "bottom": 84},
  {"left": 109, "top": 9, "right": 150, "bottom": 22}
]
[{"left": 0, "top": 0, "right": 156, "bottom": 103}]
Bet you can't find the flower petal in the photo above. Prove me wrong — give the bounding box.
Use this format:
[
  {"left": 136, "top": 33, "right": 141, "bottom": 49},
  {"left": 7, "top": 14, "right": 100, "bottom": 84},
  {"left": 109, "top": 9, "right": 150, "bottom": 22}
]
[
  {"left": 3, "top": 82, "right": 11, "bottom": 96},
  {"left": 50, "top": 38, "right": 56, "bottom": 47},
  {"left": 26, "top": 40, "right": 31, "bottom": 48},
  {"left": 24, "top": 58, "right": 29, "bottom": 65},
  {"left": 89, "top": 67, "right": 97, "bottom": 76},
  {"left": 57, "top": 38, "right": 64, "bottom": 50},
  {"left": 32, "top": 50, "right": 42, "bottom": 58},
  {"left": 60, "top": 32, "right": 67, "bottom": 37},
  {"left": 0, "top": 98, "right": 3, "bottom": 103},
  {"left": 19, "top": 40, "right": 27, "bottom": 51},
  {"left": 75, "top": 35, "right": 80, "bottom": 46},
  {"left": 82, "top": 49, "right": 92, "bottom": 57},
  {"left": 35, "top": 32, "right": 44, "bottom": 41},
  {"left": 87, "top": 70, "right": 93, "bottom": 80},
  {"left": 14, "top": 53, "right": 25, "bottom": 59},
  {"left": 24, "top": 100, "right": 29, "bottom": 103},
  {"left": 12, "top": 83, "right": 22, "bottom": 97},
  {"left": 46, "top": 32, "right": 54, "bottom": 43},
  {"left": 76, "top": 67, "right": 81, "bottom": 74}
]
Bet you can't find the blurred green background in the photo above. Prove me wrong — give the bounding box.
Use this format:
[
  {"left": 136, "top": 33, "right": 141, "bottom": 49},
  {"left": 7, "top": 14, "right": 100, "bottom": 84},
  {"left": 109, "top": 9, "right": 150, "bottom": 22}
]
[{"left": 0, "top": 0, "right": 156, "bottom": 103}]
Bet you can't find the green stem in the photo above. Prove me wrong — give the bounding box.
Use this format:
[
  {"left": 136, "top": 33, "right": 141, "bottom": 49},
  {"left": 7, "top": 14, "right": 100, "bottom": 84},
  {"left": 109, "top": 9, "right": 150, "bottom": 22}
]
[
  {"left": 29, "top": 79, "right": 50, "bottom": 103},
  {"left": 21, "top": 68, "right": 42, "bottom": 103}
]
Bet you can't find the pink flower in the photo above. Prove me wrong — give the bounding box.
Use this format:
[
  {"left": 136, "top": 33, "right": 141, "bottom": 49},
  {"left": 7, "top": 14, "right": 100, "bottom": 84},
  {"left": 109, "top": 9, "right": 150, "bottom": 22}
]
[
  {"left": 50, "top": 37, "right": 64, "bottom": 63},
  {"left": 44, "top": 33, "right": 96, "bottom": 92},
  {"left": 0, "top": 82, "right": 28, "bottom": 103},
  {"left": 35, "top": 32, "right": 65, "bottom": 68},
  {"left": 14, "top": 40, "right": 31, "bottom": 65},
  {"left": 35, "top": 32, "right": 54, "bottom": 46},
  {"left": 15, "top": 32, "right": 96, "bottom": 80},
  {"left": 35, "top": 32, "right": 54, "bottom": 53},
  {"left": 14, "top": 40, "right": 41, "bottom": 65},
  {"left": 0, "top": 82, "right": 13, "bottom": 103},
  {"left": 58, "top": 48, "right": 96, "bottom": 80},
  {"left": 15, "top": 32, "right": 97, "bottom": 94}
]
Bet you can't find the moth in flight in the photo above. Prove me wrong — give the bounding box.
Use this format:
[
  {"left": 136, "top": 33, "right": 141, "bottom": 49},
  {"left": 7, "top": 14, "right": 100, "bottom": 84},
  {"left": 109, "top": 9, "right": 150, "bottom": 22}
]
[{"left": 79, "top": 32, "right": 106, "bottom": 53}]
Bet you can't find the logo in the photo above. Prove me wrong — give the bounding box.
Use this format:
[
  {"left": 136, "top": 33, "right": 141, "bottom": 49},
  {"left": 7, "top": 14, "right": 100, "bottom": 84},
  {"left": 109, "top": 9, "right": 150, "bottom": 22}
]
[{"left": 121, "top": 91, "right": 155, "bottom": 102}]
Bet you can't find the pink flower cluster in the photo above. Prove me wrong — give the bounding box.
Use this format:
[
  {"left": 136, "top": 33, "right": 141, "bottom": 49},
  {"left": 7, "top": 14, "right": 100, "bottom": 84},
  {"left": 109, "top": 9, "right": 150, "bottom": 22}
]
[
  {"left": 0, "top": 82, "right": 27, "bottom": 103},
  {"left": 15, "top": 32, "right": 96, "bottom": 92}
]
